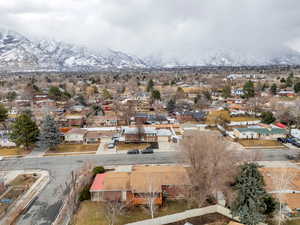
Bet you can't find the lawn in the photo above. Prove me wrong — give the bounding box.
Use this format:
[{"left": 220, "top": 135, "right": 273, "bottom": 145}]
[
  {"left": 238, "top": 139, "right": 285, "bottom": 148},
  {"left": 0, "top": 147, "right": 29, "bottom": 156},
  {"left": 116, "top": 143, "right": 150, "bottom": 151},
  {"left": 47, "top": 144, "right": 98, "bottom": 153},
  {"left": 72, "top": 200, "right": 190, "bottom": 225}
]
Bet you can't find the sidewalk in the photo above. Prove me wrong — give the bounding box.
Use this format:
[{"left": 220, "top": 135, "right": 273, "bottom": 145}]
[{"left": 24, "top": 144, "right": 48, "bottom": 158}]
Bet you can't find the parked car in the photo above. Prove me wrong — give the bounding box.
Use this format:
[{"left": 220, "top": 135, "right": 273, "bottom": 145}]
[
  {"left": 141, "top": 148, "right": 154, "bottom": 154},
  {"left": 127, "top": 149, "right": 140, "bottom": 154},
  {"left": 286, "top": 154, "right": 296, "bottom": 160},
  {"left": 286, "top": 138, "right": 297, "bottom": 144},
  {"left": 292, "top": 142, "right": 300, "bottom": 148},
  {"left": 277, "top": 137, "right": 287, "bottom": 143},
  {"left": 108, "top": 142, "right": 115, "bottom": 149}
]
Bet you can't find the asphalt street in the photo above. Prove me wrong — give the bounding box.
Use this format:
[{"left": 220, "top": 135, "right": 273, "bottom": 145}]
[{"left": 0, "top": 149, "right": 297, "bottom": 225}]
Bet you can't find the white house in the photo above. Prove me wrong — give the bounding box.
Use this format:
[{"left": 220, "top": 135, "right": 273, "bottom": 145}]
[{"left": 64, "top": 128, "right": 87, "bottom": 143}]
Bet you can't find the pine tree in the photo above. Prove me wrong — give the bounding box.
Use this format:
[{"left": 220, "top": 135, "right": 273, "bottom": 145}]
[
  {"left": 167, "top": 99, "right": 176, "bottom": 113},
  {"left": 243, "top": 80, "right": 255, "bottom": 98},
  {"left": 39, "top": 115, "right": 61, "bottom": 150},
  {"left": 222, "top": 85, "right": 232, "bottom": 98},
  {"left": 232, "top": 163, "right": 268, "bottom": 225},
  {"left": 0, "top": 104, "right": 7, "bottom": 123},
  {"left": 270, "top": 83, "right": 277, "bottom": 95},
  {"left": 151, "top": 89, "right": 161, "bottom": 101},
  {"left": 10, "top": 113, "right": 39, "bottom": 150},
  {"left": 146, "top": 79, "right": 154, "bottom": 92}
]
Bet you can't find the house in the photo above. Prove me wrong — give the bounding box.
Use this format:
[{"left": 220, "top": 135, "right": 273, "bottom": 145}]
[
  {"left": 64, "top": 128, "right": 87, "bottom": 143},
  {"left": 175, "top": 111, "right": 205, "bottom": 123},
  {"left": 90, "top": 165, "right": 190, "bottom": 205},
  {"left": 123, "top": 126, "right": 157, "bottom": 143},
  {"left": 93, "top": 115, "right": 118, "bottom": 127},
  {"left": 233, "top": 127, "right": 287, "bottom": 140},
  {"left": 65, "top": 114, "right": 84, "bottom": 127},
  {"left": 85, "top": 131, "right": 101, "bottom": 144}
]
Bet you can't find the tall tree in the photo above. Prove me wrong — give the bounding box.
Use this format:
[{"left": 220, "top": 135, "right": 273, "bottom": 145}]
[
  {"left": 243, "top": 80, "right": 255, "bottom": 98},
  {"left": 294, "top": 82, "right": 300, "bottom": 93},
  {"left": 286, "top": 73, "right": 294, "bottom": 87},
  {"left": 39, "top": 115, "right": 61, "bottom": 150},
  {"left": 151, "top": 89, "right": 161, "bottom": 101},
  {"left": 181, "top": 131, "right": 238, "bottom": 208},
  {"left": 146, "top": 79, "right": 154, "bottom": 92},
  {"left": 222, "top": 85, "right": 232, "bottom": 98},
  {"left": 0, "top": 104, "right": 8, "bottom": 124},
  {"left": 232, "top": 163, "right": 268, "bottom": 225},
  {"left": 166, "top": 98, "right": 176, "bottom": 113},
  {"left": 10, "top": 113, "right": 39, "bottom": 150},
  {"left": 270, "top": 83, "right": 277, "bottom": 95},
  {"left": 261, "top": 111, "right": 276, "bottom": 124}
]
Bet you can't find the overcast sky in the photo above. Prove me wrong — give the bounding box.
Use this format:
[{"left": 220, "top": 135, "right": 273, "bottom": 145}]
[{"left": 1, "top": 0, "right": 300, "bottom": 61}]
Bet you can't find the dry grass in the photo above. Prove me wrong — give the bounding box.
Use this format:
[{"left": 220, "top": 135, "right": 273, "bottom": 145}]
[
  {"left": 0, "top": 147, "right": 29, "bottom": 156},
  {"left": 287, "top": 219, "right": 300, "bottom": 225},
  {"left": 46, "top": 144, "right": 98, "bottom": 154},
  {"left": 72, "top": 200, "right": 189, "bottom": 225},
  {"left": 206, "top": 110, "right": 230, "bottom": 125},
  {"left": 116, "top": 143, "right": 150, "bottom": 151},
  {"left": 238, "top": 139, "right": 285, "bottom": 147},
  {"left": 230, "top": 117, "right": 259, "bottom": 122}
]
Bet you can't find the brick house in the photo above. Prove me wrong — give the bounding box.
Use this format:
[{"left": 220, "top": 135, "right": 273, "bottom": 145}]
[
  {"left": 123, "top": 127, "right": 157, "bottom": 143},
  {"left": 90, "top": 165, "right": 190, "bottom": 205}
]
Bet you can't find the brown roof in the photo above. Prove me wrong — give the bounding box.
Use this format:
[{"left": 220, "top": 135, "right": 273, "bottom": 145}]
[
  {"left": 92, "top": 165, "right": 190, "bottom": 194},
  {"left": 130, "top": 165, "right": 190, "bottom": 193},
  {"left": 103, "top": 172, "right": 130, "bottom": 191}
]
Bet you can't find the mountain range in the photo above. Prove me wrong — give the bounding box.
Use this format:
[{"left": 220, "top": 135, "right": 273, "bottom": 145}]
[{"left": 1, "top": 28, "right": 300, "bottom": 72}]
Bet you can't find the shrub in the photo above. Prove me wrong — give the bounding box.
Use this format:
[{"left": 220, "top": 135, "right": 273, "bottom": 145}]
[
  {"left": 79, "top": 186, "right": 90, "bottom": 201},
  {"left": 93, "top": 166, "right": 105, "bottom": 176}
]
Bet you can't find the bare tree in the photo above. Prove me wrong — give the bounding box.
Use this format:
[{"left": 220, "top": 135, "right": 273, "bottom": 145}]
[
  {"left": 104, "top": 200, "right": 128, "bottom": 225},
  {"left": 143, "top": 176, "right": 159, "bottom": 218},
  {"left": 180, "top": 131, "right": 239, "bottom": 207},
  {"left": 268, "top": 168, "right": 297, "bottom": 225}
]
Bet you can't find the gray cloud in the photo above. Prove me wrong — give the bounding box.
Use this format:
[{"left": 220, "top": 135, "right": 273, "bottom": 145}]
[{"left": 1, "top": 0, "right": 300, "bottom": 61}]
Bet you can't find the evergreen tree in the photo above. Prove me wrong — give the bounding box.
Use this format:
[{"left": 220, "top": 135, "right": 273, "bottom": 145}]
[
  {"left": 232, "top": 163, "right": 268, "bottom": 225},
  {"left": 222, "top": 85, "right": 232, "bottom": 98},
  {"left": 261, "top": 111, "right": 276, "bottom": 124},
  {"left": 10, "top": 113, "right": 39, "bottom": 150},
  {"left": 286, "top": 73, "right": 293, "bottom": 87},
  {"left": 151, "top": 89, "right": 161, "bottom": 101},
  {"left": 39, "top": 115, "right": 61, "bottom": 150},
  {"left": 0, "top": 104, "right": 8, "bottom": 123},
  {"left": 167, "top": 99, "right": 176, "bottom": 113},
  {"left": 294, "top": 82, "right": 300, "bottom": 93},
  {"left": 146, "top": 79, "right": 154, "bottom": 92},
  {"left": 270, "top": 83, "right": 277, "bottom": 95},
  {"left": 243, "top": 80, "right": 255, "bottom": 98}
]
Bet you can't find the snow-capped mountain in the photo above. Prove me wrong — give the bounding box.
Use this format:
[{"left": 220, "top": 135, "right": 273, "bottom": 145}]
[
  {"left": 1, "top": 28, "right": 300, "bottom": 71},
  {"left": 144, "top": 49, "right": 300, "bottom": 68},
  {"left": 0, "top": 29, "right": 146, "bottom": 71}
]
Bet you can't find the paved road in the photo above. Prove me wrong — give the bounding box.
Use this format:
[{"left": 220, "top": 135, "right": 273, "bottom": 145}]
[{"left": 0, "top": 148, "right": 298, "bottom": 225}]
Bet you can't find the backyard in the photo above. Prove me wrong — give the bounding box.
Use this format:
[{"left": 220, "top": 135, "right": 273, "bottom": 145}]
[{"left": 72, "top": 200, "right": 189, "bottom": 225}]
